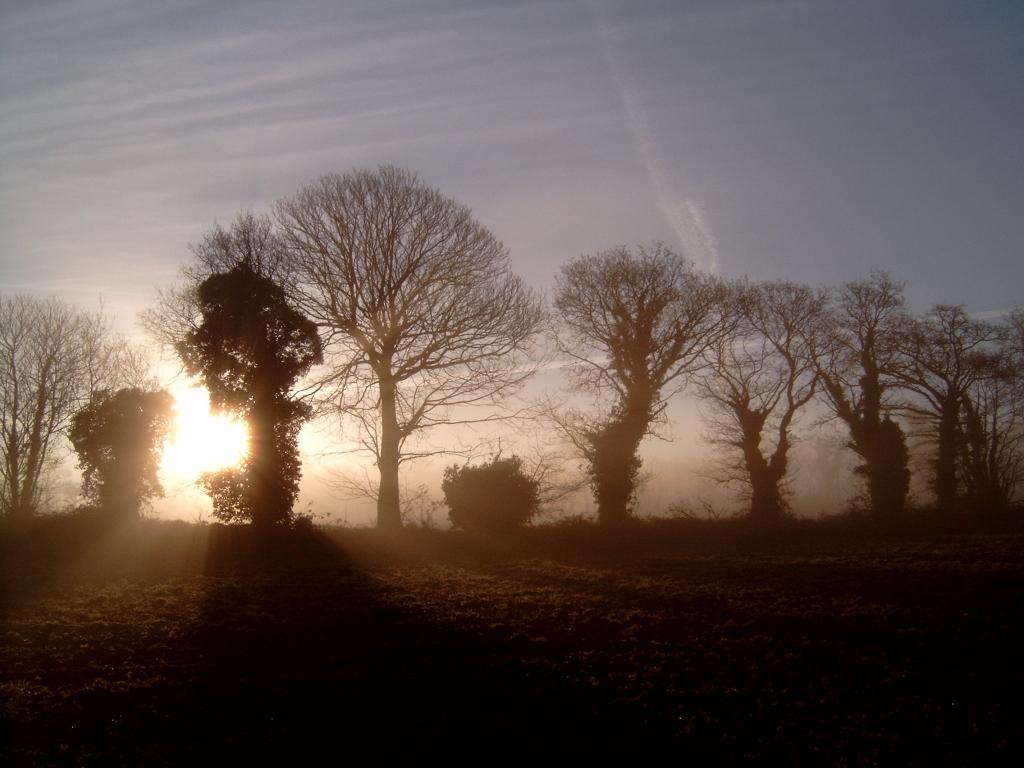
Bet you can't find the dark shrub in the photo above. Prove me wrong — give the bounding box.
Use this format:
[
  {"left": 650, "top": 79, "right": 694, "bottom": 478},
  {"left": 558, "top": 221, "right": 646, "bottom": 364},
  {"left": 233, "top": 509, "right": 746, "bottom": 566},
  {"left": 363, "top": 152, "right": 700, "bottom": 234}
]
[{"left": 442, "top": 456, "right": 539, "bottom": 532}]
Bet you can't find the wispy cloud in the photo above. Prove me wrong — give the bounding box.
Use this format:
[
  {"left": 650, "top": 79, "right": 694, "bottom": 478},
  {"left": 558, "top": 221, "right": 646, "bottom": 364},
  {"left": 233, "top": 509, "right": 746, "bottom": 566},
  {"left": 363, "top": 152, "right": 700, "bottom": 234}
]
[
  {"left": 589, "top": 0, "right": 719, "bottom": 273},
  {"left": 677, "top": 198, "right": 720, "bottom": 275}
]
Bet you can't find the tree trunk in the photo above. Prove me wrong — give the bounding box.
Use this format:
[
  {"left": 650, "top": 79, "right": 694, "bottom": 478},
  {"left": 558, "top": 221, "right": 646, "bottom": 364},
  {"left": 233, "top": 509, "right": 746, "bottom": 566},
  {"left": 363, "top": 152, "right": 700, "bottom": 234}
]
[
  {"left": 737, "top": 410, "right": 785, "bottom": 522},
  {"left": 248, "top": 404, "right": 286, "bottom": 528},
  {"left": 831, "top": 370, "right": 907, "bottom": 518},
  {"left": 862, "top": 417, "right": 910, "bottom": 518},
  {"left": 8, "top": 444, "right": 40, "bottom": 519},
  {"left": 961, "top": 402, "right": 1009, "bottom": 514},
  {"left": 934, "top": 397, "right": 960, "bottom": 511},
  {"left": 749, "top": 468, "right": 785, "bottom": 521},
  {"left": 746, "top": 446, "right": 785, "bottom": 522},
  {"left": 4, "top": 437, "right": 29, "bottom": 517},
  {"left": 376, "top": 376, "right": 402, "bottom": 529},
  {"left": 589, "top": 409, "right": 647, "bottom": 525}
]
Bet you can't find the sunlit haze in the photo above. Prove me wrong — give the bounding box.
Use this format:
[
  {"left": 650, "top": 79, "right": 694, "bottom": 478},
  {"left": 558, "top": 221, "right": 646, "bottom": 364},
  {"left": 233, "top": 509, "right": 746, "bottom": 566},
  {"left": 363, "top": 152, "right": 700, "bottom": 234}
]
[
  {"left": 3, "top": 5, "right": 1024, "bottom": 757},
  {"left": 161, "top": 385, "right": 248, "bottom": 483},
  {"left": 1, "top": 1, "right": 1022, "bottom": 523}
]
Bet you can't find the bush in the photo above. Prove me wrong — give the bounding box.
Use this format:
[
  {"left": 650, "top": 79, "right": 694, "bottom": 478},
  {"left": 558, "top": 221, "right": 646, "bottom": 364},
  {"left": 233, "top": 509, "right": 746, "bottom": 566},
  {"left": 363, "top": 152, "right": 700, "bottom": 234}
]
[
  {"left": 69, "top": 387, "right": 175, "bottom": 519},
  {"left": 442, "top": 456, "right": 539, "bottom": 532}
]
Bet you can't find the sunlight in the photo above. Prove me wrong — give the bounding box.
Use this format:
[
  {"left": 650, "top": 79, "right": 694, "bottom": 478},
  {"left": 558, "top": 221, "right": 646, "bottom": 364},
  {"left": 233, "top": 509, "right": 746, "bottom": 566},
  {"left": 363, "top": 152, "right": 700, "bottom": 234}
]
[{"left": 162, "top": 386, "right": 248, "bottom": 481}]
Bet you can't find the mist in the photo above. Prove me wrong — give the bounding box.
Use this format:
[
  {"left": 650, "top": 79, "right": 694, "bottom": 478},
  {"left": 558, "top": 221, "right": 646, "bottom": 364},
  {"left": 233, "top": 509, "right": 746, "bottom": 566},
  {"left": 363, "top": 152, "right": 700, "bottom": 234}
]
[{"left": 4, "top": 1, "right": 1024, "bottom": 763}]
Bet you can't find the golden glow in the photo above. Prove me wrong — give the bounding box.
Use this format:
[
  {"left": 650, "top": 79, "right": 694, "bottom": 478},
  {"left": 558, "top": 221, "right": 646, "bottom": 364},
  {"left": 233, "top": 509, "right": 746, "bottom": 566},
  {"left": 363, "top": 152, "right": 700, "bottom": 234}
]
[{"left": 162, "top": 386, "right": 248, "bottom": 480}]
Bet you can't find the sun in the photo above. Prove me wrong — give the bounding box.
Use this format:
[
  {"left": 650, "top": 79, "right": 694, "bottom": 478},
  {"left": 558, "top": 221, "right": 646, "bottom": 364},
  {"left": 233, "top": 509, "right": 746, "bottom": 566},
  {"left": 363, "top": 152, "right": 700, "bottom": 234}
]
[{"left": 161, "top": 385, "right": 248, "bottom": 481}]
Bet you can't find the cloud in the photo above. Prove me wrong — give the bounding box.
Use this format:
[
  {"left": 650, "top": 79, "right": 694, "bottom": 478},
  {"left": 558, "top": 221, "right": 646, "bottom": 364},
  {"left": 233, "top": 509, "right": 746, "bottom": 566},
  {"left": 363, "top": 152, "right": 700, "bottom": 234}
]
[
  {"left": 589, "top": 0, "right": 720, "bottom": 273},
  {"left": 676, "top": 198, "right": 720, "bottom": 274}
]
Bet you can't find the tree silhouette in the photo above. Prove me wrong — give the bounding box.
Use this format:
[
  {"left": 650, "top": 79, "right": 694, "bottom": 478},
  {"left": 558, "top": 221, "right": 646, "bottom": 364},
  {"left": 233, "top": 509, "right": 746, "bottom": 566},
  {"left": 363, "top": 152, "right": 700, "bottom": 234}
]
[
  {"left": 552, "top": 245, "right": 726, "bottom": 524},
  {"left": 816, "top": 273, "right": 911, "bottom": 517},
  {"left": 276, "top": 166, "right": 542, "bottom": 529},
  {"left": 1, "top": 296, "right": 148, "bottom": 517},
  {"left": 1008, "top": 308, "right": 1024, "bottom": 362},
  {"left": 142, "top": 212, "right": 290, "bottom": 354},
  {"left": 177, "top": 263, "right": 322, "bottom": 527},
  {"left": 959, "top": 347, "right": 1023, "bottom": 511},
  {"left": 697, "top": 281, "right": 827, "bottom": 521},
  {"left": 897, "top": 304, "right": 1001, "bottom": 511},
  {"left": 69, "top": 388, "right": 174, "bottom": 518}
]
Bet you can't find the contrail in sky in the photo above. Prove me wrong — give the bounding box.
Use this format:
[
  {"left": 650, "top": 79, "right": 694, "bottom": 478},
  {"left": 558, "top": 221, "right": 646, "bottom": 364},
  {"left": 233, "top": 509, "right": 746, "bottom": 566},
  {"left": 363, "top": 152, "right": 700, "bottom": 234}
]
[{"left": 590, "top": 1, "right": 720, "bottom": 273}]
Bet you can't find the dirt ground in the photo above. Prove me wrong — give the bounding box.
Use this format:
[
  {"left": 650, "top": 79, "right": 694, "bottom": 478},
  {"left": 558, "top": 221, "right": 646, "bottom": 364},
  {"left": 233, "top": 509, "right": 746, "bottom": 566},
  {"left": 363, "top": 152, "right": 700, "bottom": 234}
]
[{"left": 2, "top": 516, "right": 1023, "bottom": 764}]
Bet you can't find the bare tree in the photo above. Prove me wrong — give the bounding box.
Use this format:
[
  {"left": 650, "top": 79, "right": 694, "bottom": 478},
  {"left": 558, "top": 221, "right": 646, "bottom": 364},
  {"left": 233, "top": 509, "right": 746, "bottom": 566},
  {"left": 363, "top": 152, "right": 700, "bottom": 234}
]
[
  {"left": 275, "top": 166, "right": 543, "bottom": 529},
  {"left": 1, "top": 296, "right": 146, "bottom": 517},
  {"left": 959, "top": 355, "right": 1023, "bottom": 511},
  {"left": 552, "top": 244, "right": 725, "bottom": 524},
  {"left": 954, "top": 310, "right": 1024, "bottom": 511},
  {"left": 514, "top": 436, "right": 589, "bottom": 517},
  {"left": 696, "top": 281, "right": 826, "bottom": 521},
  {"left": 1008, "top": 308, "right": 1024, "bottom": 362},
  {"left": 896, "top": 304, "right": 1002, "bottom": 510},
  {"left": 815, "top": 272, "right": 911, "bottom": 517}
]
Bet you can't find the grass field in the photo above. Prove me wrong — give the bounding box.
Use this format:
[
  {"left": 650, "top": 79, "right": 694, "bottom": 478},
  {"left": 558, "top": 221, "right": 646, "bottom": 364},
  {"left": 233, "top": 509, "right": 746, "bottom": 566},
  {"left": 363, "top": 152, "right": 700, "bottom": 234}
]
[{"left": 3, "top": 515, "right": 1023, "bottom": 764}]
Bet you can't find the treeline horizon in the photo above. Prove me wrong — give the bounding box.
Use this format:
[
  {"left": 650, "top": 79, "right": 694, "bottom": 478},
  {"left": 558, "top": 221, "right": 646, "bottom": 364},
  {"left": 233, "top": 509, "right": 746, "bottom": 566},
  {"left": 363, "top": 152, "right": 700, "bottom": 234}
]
[{"left": 2, "top": 165, "right": 1022, "bottom": 531}]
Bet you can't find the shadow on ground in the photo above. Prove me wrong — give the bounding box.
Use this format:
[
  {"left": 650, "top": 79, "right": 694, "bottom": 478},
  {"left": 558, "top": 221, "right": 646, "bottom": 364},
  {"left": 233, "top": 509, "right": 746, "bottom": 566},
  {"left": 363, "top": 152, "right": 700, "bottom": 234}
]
[
  {"left": 4, "top": 516, "right": 1024, "bottom": 764},
  {"left": 1, "top": 521, "right": 652, "bottom": 765}
]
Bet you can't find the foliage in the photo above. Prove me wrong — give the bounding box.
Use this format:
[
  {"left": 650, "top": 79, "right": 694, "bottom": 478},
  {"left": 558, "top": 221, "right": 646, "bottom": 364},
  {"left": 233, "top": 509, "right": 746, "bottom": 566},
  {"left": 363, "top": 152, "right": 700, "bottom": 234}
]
[
  {"left": 577, "top": 419, "right": 645, "bottom": 522},
  {"left": 276, "top": 166, "right": 543, "bottom": 528},
  {"left": 1, "top": 295, "right": 148, "bottom": 517},
  {"left": 141, "top": 212, "right": 291, "bottom": 353},
  {"left": 551, "top": 244, "right": 726, "bottom": 524},
  {"left": 442, "top": 455, "right": 540, "bottom": 532},
  {"left": 176, "top": 262, "right": 322, "bottom": 527},
  {"left": 69, "top": 387, "right": 174, "bottom": 517}
]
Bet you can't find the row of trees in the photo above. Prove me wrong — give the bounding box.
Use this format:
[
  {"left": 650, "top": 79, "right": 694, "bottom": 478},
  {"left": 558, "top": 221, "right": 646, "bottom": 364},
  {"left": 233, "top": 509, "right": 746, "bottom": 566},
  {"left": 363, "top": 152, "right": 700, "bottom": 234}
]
[
  {"left": 4, "top": 165, "right": 1021, "bottom": 527},
  {"left": 554, "top": 252, "right": 1023, "bottom": 524},
  {"left": 153, "top": 166, "right": 1020, "bottom": 528},
  {"left": 144, "top": 167, "right": 542, "bottom": 529}
]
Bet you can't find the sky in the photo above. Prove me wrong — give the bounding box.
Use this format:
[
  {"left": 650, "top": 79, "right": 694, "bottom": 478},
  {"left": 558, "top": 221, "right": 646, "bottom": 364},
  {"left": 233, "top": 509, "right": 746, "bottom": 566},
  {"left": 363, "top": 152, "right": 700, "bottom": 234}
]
[{"left": 2, "top": 0, "right": 1022, "bottom": 520}]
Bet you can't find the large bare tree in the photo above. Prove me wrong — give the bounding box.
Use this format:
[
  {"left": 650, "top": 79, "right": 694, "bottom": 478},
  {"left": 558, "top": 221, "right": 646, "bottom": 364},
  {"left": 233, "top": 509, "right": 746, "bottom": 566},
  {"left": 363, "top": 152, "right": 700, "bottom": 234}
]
[
  {"left": 896, "top": 304, "right": 1002, "bottom": 510},
  {"left": 697, "top": 281, "right": 826, "bottom": 521},
  {"left": 275, "top": 166, "right": 543, "bottom": 528},
  {"left": 958, "top": 343, "right": 1024, "bottom": 511},
  {"left": 552, "top": 244, "right": 725, "bottom": 524},
  {"left": 816, "top": 272, "right": 911, "bottom": 517},
  {"left": 1, "top": 296, "right": 146, "bottom": 517}
]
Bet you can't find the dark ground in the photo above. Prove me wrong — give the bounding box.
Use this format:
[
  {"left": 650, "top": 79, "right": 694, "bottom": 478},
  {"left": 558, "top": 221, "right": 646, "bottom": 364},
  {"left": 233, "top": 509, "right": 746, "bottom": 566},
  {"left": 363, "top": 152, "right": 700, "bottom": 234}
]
[{"left": 2, "top": 514, "right": 1023, "bottom": 764}]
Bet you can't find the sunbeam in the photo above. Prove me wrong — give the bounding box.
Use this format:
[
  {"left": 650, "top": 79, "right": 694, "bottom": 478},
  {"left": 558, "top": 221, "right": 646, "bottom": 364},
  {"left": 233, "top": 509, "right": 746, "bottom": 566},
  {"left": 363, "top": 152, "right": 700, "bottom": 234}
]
[{"left": 161, "top": 386, "right": 248, "bottom": 482}]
